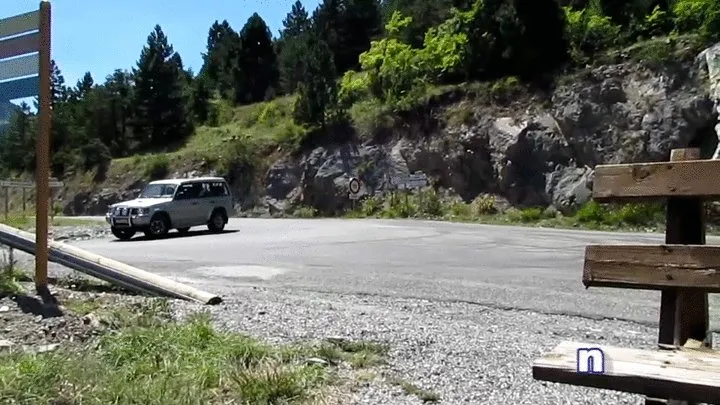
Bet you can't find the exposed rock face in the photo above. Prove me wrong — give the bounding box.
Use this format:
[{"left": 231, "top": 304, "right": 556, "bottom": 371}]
[
  {"left": 68, "top": 45, "right": 720, "bottom": 216},
  {"left": 263, "top": 58, "right": 717, "bottom": 215}
]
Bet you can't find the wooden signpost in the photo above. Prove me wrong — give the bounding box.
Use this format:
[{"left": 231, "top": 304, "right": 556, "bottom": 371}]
[{"left": 0, "top": 2, "right": 52, "bottom": 294}]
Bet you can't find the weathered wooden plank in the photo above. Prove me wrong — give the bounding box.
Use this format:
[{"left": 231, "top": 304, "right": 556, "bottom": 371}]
[
  {"left": 0, "top": 75, "right": 39, "bottom": 100},
  {"left": 0, "top": 180, "right": 63, "bottom": 188},
  {"left": 532, "top": 341, "right": 720, "bottom": 404},
  {"left": 583, "top": 245, "right": 720, "bottom": 292},
  {"left": 0, "top": 53, "right": 38, "bottom": 81},
  {"left": 0, "top": 32, "right": 40, "bottom": 59},
  {"left": 0, "top": 10, "right": 39, "bottom": 39},
  {"left": 592, "top": 159, "right": 720, "bottom": 202}
]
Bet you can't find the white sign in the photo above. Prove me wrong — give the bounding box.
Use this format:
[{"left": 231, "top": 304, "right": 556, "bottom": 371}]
[
  {"left": 0, "top": 180, "right": 64, "bottom": 188},
  {"left": 391, "top": 172, "right": 428, "bottom": 189},
  {"left": 348, "top": 177, "right": 361, "bottom": 194}
]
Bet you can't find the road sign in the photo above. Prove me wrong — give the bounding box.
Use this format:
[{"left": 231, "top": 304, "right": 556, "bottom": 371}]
[
  {"left": 391, "top": 172, "right": 428, "bottom": 189},
  {"left": 0, "top": 180, "right": 63, "bottom": 188},
  {"left": 348, "top": 177, "right": 361, "bottom": 194}
]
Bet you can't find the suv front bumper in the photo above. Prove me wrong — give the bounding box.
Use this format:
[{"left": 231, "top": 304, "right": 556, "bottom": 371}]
[{"left": 106, "top": 214, "right": 151, "bottom": 228}]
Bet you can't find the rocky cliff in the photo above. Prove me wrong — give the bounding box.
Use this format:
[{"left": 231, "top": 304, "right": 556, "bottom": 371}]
[{"left": 63, "top": 42, "right": 720, "bottom": 217}]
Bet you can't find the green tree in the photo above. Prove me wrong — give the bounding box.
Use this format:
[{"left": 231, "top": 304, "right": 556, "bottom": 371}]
[
  {"left": 281, "top": 0, "right": 312, "bottom": 38},
  {"left": 233, "top": 13, "right": 279, "bottom": 103},
  {"left": 293, "top": 34, "right": 338, "bottom": 127},
  {"left": 191, "top": 77, "right": 211, "bottom": 124},
  {"left": 132, "top": 25, "right": 193, "bottom": 149},
  {"left": 103, "top": 69, "right": 135, "bottom": 155},
  {"left": 199, "top": 20, "right": 239, "bottom": 93},
  {"left": 342, "top": 0, "right": 383, "bottom": 72}
]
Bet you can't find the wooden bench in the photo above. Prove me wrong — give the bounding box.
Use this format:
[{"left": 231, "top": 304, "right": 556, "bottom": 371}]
[{"left": 532, "top": 148, "right": 720, "bottom": 405}]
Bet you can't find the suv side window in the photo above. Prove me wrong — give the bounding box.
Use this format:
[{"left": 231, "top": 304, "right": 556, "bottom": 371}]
[
  {"left": 175, "top": 183, "right": 202, "bottom": 200},
  {"left": 205, "top": 181, "right": 229, "bottom": 198}
]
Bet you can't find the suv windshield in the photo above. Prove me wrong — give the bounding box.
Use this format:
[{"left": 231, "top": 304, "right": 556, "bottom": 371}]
[{"left": 139, "top": 183, "right": 177, "bottom": 198}]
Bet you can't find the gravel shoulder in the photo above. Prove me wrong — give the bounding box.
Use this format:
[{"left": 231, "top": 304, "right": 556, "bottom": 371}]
[{"left": 175, "top": 285, "right": 698, "bottom": 405}]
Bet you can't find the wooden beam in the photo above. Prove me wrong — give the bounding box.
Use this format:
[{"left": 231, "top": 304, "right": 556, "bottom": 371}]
[
  {"left": 0, "top": 75, "right": 39, "bottom": 101},
  {"left": 0, "top": 32, "right": 40, "bottom": 59},
  {"left": 0, "top": 10, "right": 39, "bottom": 39},
  {"left": 592, "top": 159, "right": 720, "bottom": 202},
  {"left": 583, "top": 245, "right": 720, "bottom": 292},
  {"left": 532, "top": 341, "right": 720, "bottom": 404},
  {"left": 0, "top": 53, "right": 39, "bottom": 81}
]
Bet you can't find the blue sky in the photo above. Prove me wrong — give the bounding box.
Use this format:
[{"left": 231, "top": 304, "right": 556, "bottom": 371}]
[{"left": 3, "top": 0, "right": 321, "bottom": 88}]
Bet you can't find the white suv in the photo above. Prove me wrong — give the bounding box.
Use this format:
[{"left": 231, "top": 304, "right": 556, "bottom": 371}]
[{"left": 105, "top": 177, "right": 234, "bottom": 241}]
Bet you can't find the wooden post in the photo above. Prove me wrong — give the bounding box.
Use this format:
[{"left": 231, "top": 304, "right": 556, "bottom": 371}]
[
  {"left": 22, "top": 188, "right": 26, "bottom": 214},
  {"left": 34, "top": 1, "right": 51, "bottom": 295},
  {"left": 647, "top": 148, "right": 709, "bottom": 405}
]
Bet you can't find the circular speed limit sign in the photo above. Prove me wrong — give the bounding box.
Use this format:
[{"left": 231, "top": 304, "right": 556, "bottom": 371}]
[{"left": 348, "top": 178, "right": 361, "bottom": 194}]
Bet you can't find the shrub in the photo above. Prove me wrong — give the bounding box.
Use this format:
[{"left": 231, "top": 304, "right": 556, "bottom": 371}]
[
  {"left": 360, "top": 195, "right": 384, "bottom": 216},
  {"left": 673, "top": 0, "right": 720, "bottom": 42},
  {"left": 574, "top": 200, "right": 608, "bottom": 224},
  {"left": 144, "top": 155, "right": 170, "bottom": 180},
  {"left": 472, "top": 194, "right": 497, "bottom": 215},
  {"left": 415, "top": 188, "right": 444, "bottom": 217},
  {"left": 564, "top": 5, "right": 621, "bottom": 61}
]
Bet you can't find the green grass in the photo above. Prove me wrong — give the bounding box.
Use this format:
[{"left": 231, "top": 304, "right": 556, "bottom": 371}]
[
  {"left": 110, "top": 96, "right": 307, "bottom": 181},
  {"left": 0, "top": 215, "right": 100, "bottom": 230},
  {"left": 0, "top": 296, "right": 389, "bottom": 404},
  {"left": 386, "top": 376, "right": 441, "bottom": 403},
  {"left": 344, "top": 190, "right": 670, "bottom": 233}
]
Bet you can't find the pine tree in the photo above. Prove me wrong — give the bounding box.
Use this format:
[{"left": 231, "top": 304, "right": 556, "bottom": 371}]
[
  {"left": 292, "top": 34, "right": 337, "bottom": 127},
  {"left": 282, "top": 1, "right": 312, "bottom": 38},
  {"left": 132, "top": 25, "right": 192, "bottom": 148},
  {"left": 234, "top": 13, "right": 278, "bottom": 103},
  {"left": 200, "top": 20, "right": 240, "bottom": 94}
]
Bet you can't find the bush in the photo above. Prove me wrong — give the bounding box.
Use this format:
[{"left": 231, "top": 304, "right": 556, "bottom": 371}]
[
  {"left": 564, "top": 5, "right": 621, "bottom": 61},
  {"left": 673, "top": 0, "right": 720, "bottom": 42},
  {"left": 472, "top": 194, "right": 497, "bottom": 216},
  {"left": 448, "top": 199, "right": 472, "bottom": 219},
  {"left": 415, "top": 188, "right": 444, "bottom": 217},
  {"left": 573, "top": 200, "right": 664, "bottom": 228},
  {"left": 144, "top": 155, "right": 170, "bottom": 180},
  {"left": 293, "top": 206, "right": 317, "bottom": 218},
  {"left": 360, "top": 195, "right": 384, "bottom": 216},
  {"left": 574, "top": 200, "right": 609, "bottom": 224}
]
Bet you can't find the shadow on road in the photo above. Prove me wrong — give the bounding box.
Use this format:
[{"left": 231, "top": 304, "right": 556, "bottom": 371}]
[{"left": 112, "top": 229, "right": 239, "bottom": 243}]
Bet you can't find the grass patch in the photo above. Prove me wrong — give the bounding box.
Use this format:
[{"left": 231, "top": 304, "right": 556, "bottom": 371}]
[
  {"left": 345, "top": 190, "right": 668, "bottom": 232},
  {"left": 0, "top": 298, "right": 389, "bottom": 404},
  {"left": 387, "top": 376, "right": 441, "bottom": 403},
  {"left": 0, "top": 215, "right": 100, "bottom": 230},
  {"left": 108, "top": 96, "right": 307, "bottom": 183}
]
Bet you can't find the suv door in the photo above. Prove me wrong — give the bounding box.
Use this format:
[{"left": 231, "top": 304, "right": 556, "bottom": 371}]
[
  {"left": 173, "top": 182, "right": 203, "bottom": 227},
  {"left": 202, "top": 180, "right": 233, "bottom": 218}
]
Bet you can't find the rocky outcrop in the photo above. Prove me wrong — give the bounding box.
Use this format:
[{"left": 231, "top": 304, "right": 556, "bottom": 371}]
[
  {"left": 263, "top": 56, "right": 718, "bottom": 215},
  {"left": 67, "top": 44, "right": 720, "bottom": 217}
]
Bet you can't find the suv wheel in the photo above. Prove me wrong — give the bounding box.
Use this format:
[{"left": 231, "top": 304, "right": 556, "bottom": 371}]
[
  {"left": 207, "top": 210, "right": 226, "bottom": 233},
  {"left": 146, "top": 214, "right": 170, "bottom": 238},
  {"left": 111, "top": 227, "right": 135, "bottom": 241}
]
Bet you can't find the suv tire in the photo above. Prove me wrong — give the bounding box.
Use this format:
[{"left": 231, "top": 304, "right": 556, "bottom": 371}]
[
  {"left": 111, "top": 227, "right": 135, "bottom": 241},
  {"left": 145, "top": 214, "right": 170, "bottom": 239},
  {"left": 207, "top": 209, "right": 226, "bottom": 233}
]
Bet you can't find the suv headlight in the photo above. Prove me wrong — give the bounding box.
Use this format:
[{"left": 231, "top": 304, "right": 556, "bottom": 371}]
[{"left": 138, "top": 208, "right": 150, "bottom": 215}]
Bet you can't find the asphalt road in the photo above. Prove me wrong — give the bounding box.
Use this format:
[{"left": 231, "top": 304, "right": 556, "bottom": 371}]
[{"left": 72, "top": 218, "right": 720, "bottom": 328}]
